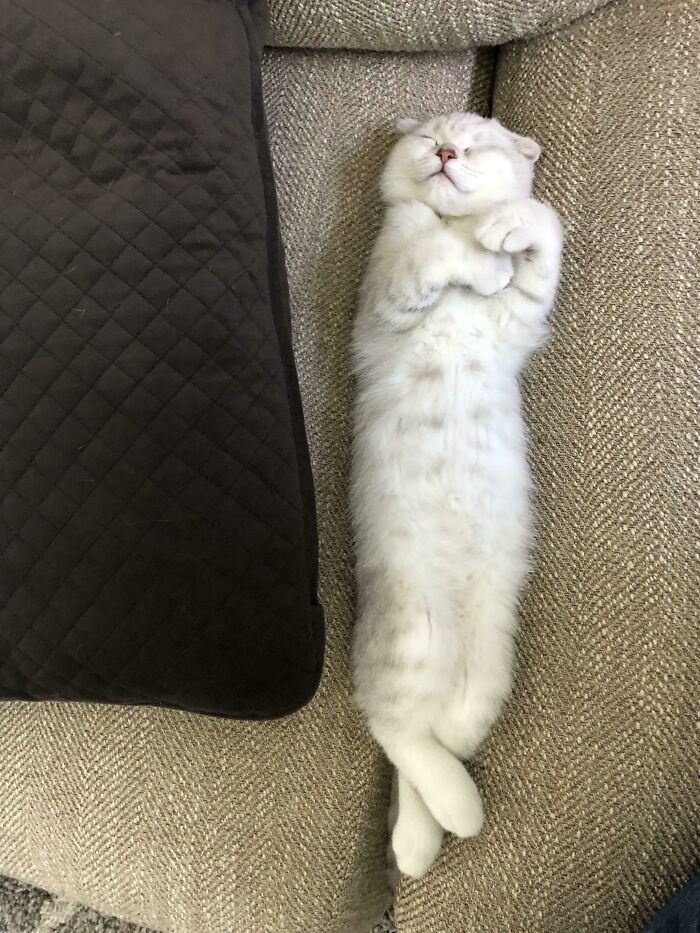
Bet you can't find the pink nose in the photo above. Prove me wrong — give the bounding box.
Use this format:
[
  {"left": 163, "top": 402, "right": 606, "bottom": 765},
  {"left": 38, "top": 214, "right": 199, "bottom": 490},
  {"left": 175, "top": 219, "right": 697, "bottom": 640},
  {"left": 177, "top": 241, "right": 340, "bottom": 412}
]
[{"left": 437, "top": 146, "right": 456, "bottom": 165}]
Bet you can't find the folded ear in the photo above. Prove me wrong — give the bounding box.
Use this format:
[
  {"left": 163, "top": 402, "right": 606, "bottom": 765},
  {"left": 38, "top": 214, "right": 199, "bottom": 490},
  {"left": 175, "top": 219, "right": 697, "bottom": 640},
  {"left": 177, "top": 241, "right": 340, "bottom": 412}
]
[
  {"left": 396, "top": 118, "right": 420, "bottom": 135},
  {"left": 510, "top": 131, "right": 541, "bottom": 162}
]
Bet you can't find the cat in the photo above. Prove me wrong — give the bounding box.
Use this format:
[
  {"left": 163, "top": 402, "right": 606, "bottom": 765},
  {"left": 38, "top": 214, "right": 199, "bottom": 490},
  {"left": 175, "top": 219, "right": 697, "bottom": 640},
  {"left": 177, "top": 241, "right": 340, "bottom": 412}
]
[{"left": 350, "top": 112, "right": 562, "bottom": 879}]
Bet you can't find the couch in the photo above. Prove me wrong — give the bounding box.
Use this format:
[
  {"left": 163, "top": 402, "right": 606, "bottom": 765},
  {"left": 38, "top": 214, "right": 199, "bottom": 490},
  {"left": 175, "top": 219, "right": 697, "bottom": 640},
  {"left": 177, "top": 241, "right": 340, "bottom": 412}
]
[{"left": 0, "top": 0, "right": 697, "bottom": 930}]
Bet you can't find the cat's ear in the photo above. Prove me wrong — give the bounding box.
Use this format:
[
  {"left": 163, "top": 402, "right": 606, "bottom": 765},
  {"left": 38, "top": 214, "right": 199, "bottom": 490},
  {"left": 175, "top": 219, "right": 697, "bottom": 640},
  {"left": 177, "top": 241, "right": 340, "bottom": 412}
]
[
  {"left": 509, "top": 131, "right": 541, "bottom": 162},
  {"left": 395, "top": 118, "right": 420, "bottom": 135}
]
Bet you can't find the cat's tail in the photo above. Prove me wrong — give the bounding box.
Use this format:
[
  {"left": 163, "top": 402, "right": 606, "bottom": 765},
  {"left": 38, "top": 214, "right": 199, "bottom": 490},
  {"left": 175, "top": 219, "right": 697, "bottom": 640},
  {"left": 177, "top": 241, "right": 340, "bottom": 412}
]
[{"left": 372, "top": 722, "right": 484, "bottom": 856}]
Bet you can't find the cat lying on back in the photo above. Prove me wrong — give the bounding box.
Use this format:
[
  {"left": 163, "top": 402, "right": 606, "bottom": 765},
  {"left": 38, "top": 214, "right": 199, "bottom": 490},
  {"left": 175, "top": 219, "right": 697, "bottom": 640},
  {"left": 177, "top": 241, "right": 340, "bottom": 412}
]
[{"left": 351, "top": 112, "right": 562, "bottom": 878}]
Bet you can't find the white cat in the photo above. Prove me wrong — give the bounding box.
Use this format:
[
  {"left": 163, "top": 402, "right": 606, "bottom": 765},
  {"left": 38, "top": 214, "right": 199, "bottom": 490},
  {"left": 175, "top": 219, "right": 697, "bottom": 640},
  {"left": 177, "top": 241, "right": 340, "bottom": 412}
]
[{"left": 351, "top": 112, "right": 562, "bottom": 879}]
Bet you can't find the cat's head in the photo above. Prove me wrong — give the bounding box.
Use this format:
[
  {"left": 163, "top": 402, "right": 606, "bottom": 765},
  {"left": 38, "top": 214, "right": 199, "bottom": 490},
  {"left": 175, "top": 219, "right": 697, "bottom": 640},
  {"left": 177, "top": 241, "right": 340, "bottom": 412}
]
[{"left": 381, "top": 112, "right": 541, "bottom": 216}]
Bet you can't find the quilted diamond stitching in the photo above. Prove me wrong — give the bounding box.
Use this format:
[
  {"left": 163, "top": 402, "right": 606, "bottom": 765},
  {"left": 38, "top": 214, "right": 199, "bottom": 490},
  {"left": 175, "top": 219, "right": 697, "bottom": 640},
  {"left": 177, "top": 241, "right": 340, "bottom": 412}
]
[
  {"left": 1, "top": 163, "right": 297, "bottom": 489},
  {"left": 0, "top": 0, "right": 321, "bottom": 716}
]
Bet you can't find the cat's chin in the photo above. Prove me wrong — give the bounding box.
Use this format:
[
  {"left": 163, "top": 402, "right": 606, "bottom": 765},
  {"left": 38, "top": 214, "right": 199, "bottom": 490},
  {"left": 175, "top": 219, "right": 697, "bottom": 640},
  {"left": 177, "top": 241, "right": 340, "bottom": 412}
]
[
  {"left": 421, "top": 191, "right": 474, "bottom": 218},
  {"left": 416, "top": 177, "right": 476, "bottom": 216},
  {"left": 429, "top": 174, "right": 467, "bottom": 194}
]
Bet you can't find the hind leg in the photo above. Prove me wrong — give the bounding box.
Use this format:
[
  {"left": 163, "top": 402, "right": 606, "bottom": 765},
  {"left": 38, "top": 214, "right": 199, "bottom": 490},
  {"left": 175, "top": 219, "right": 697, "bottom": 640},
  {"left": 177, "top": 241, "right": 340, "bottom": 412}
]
[
  {"left": 437, "top": 559, "right": 522, "bottom": 758},
  {"left": 371, "top": 722, "right": 484, "bottom": 838},
  {"left": 391, "top": 771, "right": 444, "bottom": 878}
]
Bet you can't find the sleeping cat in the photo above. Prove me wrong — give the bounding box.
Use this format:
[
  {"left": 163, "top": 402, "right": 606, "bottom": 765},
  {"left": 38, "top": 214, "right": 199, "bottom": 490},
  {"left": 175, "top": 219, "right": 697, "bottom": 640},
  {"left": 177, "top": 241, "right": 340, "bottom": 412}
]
[{"left": 351, "top": 112, "right": 562, "bottom": 879}]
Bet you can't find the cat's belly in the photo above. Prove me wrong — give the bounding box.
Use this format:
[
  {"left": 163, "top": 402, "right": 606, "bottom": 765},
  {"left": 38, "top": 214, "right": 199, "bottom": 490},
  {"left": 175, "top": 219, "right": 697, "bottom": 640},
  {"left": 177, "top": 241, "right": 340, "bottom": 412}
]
[
  {"left": 389, "top": 388, "right": 526, "bottom": 522},
  {"left": 364, "top": 293, "right": 529, "bottom": 520}
]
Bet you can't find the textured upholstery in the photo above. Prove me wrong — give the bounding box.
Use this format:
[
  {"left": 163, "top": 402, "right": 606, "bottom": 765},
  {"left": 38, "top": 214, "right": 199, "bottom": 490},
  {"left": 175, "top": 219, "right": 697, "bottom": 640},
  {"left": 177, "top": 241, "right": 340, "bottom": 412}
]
[
  {"left": 0, "top": 46, "right": 494, "bottom": 933},
  {"left": 268, "top": 0, "right": 611, "bottom": 51},
  {"left": 396, "top": 1, "right": 700, "bottom": 930}
]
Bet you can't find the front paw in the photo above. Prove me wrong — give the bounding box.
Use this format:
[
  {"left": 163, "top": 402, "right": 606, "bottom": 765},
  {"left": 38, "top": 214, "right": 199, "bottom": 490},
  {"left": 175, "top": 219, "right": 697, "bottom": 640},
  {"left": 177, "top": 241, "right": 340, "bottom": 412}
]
[
  {"left": 475, "top": 199, "right": 559, "bottom": 254},
  {"left": 470, "top": 251, "right": 513, "bottom": 296}
]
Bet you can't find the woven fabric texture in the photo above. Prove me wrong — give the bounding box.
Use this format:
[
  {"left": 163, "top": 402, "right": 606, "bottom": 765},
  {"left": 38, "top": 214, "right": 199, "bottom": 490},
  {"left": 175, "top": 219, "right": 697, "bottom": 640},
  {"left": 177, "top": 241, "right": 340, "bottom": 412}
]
[
  {"left": 396, "top": 1, "right": 700, "bottom": 931},
  {"left": 268, "top": 0, "right": 611, "bottom": 51},
  {"left": 0, "top": 47, "right": 494, "bottom": 933}
]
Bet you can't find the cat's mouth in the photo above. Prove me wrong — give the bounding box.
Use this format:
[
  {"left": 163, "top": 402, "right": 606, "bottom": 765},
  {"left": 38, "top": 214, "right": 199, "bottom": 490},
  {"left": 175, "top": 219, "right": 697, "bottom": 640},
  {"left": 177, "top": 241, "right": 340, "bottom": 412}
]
[
  {"left": 431, "top": 168, "right": 457, "bottom": 187},
  {"left": 428, "top": 165, "right": 478, "bottom": 195}
]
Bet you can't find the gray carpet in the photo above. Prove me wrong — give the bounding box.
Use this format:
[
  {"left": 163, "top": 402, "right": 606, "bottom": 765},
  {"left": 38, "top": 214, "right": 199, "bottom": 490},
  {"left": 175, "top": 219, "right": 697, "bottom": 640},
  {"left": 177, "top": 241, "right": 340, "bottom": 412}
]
[
  {"left": 0, "top": 877, "right": 152, "bottom": 933},
  {"left": 0, "top": 875, "right": 396, "bottom": 933}
]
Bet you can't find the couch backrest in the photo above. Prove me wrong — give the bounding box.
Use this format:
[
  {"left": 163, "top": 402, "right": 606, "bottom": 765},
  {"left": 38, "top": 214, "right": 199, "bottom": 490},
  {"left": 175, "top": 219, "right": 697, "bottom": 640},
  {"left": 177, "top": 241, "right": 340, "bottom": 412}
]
[{"left": 269, "top": 0, "right": 612, "bottom": 51}]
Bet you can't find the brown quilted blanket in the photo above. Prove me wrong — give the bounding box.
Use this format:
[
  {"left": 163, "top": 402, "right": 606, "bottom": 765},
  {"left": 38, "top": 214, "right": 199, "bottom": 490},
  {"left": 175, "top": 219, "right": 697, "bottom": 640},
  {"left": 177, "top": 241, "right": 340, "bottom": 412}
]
[{"left": 0, "top": 0, "right": 324, "bottom": 718}]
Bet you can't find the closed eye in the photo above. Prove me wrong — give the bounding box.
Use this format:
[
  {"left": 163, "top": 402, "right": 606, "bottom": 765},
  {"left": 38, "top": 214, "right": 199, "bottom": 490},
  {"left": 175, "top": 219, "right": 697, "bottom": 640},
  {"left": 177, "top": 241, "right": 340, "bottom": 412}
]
[{"left": 420, "top": 135, "right": 437, "bottom": 145}]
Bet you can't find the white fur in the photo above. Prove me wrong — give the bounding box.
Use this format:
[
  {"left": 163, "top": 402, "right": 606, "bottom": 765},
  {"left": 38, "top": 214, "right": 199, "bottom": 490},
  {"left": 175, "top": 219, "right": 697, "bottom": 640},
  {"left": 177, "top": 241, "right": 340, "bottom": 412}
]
[{"left": 350, "top": 113, "right": 562, "bottom": 878}]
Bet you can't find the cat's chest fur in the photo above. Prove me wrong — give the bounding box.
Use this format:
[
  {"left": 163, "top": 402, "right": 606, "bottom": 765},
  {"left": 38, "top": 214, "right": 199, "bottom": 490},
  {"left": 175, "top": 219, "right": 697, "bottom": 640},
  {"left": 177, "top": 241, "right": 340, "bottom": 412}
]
[
  {"left": 396, "top": 214, "right": 519, "bottom": 378},
  {"left": 354, "top": 212, "right": 533, "bottom": 517}
]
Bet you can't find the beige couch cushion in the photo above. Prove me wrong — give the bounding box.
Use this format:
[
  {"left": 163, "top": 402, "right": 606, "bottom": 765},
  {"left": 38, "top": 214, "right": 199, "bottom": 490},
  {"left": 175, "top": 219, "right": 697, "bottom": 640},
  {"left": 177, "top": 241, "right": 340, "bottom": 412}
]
[
  {"left": 396, "top": 1, "right": 700, "bottom": 930},
  {"left": 0, "top": 47, "right": 494, "bottom": 933},
  {"left": 269, "top": 0, "right": 611, "bottom": 51}
]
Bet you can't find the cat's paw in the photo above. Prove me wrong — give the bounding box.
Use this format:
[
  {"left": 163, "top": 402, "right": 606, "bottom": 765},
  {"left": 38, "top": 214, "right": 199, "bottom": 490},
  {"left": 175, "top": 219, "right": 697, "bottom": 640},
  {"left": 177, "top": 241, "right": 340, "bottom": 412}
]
[
  {"left": 391, "top": 816, "right": 443, "bottom": 879},
  {"left": 475, "top": 199, "right": 558, "bottom": 255},
  {"left": 470, "top": 251, "right": 513, "bottom": 297},
  {"left": 434, "top": 790, "right": 484, "bottom": 839},
  {"left": 475, "top": 204, "right": 537, "bottom": 253},
  {"left": 428, "top": 769, "right": 485, "bottom": 838}
]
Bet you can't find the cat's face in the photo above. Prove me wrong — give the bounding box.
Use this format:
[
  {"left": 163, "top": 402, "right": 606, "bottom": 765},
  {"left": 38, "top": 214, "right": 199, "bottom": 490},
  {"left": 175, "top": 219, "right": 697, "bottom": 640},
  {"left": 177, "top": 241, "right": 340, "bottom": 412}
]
[{"left": 381, "top": 113, "right": 541, "bottom": 216}]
